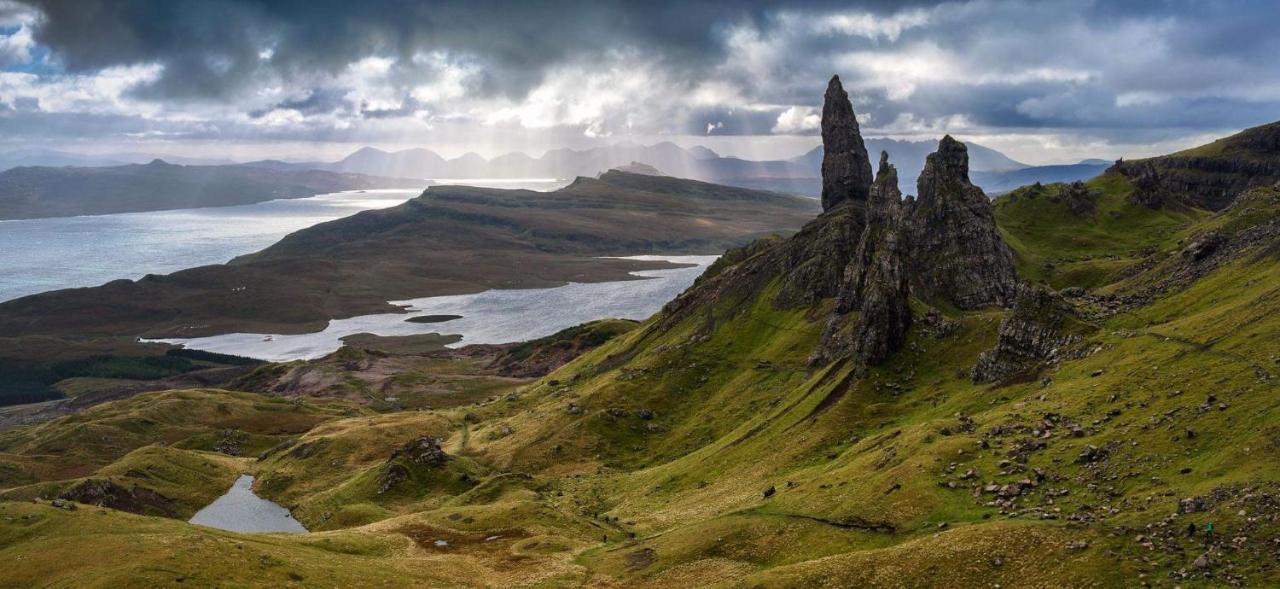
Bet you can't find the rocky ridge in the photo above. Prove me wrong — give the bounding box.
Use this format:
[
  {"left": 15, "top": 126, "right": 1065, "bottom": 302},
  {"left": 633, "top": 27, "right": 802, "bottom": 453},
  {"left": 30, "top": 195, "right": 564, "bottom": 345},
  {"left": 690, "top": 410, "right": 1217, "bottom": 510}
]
[
  {"left": 1111, "top": 120, "right": 1280, "bottom": 211},
  {"left": 813, "top": 153, "right": 912, "bottom": 368}
]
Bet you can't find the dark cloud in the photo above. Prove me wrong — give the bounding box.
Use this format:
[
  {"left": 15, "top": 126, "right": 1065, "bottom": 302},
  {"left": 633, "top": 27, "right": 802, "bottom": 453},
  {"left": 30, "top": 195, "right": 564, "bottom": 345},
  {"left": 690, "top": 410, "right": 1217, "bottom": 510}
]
[
  {"left": 3, "top": 0, "right": 1279, "bottom": 162},
  {"left": 17, "top": 0, "right": 924, "bottom": 102}
]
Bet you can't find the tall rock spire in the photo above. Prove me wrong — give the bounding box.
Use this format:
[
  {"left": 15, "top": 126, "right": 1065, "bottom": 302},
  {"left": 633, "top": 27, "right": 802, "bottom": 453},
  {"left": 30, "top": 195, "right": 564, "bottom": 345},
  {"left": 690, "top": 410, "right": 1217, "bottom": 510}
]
[
  {"left": 820, "top": 75, "right": 873, "bottom": 212},
  {"left": 812, "top": 151, "right": 911, "bottom": 369},
  {"left": 908, "top": 135, "right": 1020, "bottom": 309}
]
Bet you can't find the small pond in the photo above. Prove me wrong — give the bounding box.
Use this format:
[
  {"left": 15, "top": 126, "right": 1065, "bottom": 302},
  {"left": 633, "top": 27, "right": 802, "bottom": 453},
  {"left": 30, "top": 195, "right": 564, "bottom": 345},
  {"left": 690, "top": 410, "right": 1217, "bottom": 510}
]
[{"left": 188, "top": 475, "right": 307, "bottom": 534}]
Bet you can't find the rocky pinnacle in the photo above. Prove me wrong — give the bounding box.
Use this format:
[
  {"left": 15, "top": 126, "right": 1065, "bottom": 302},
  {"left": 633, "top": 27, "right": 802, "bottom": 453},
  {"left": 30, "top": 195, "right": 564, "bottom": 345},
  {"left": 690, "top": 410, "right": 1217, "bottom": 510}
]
[
  {"left": 820, "top": 75, "right": 874, "bottom": 212},
  {"left": 812, "top": 151, "right": 911, "bottom": 368},
  {"left": 908, "top": 135, "right": 1021, "bottom": 309}
]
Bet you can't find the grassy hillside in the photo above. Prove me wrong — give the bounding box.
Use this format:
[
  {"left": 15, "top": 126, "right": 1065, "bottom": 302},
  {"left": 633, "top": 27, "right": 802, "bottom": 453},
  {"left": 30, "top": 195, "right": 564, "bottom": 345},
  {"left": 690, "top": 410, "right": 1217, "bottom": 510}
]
[
  {"left": 993, "top": 173, "right": 1206, "bottom": 288},
  {"left": 0, "top": 182, "right": 1274, "bottom": 586}
]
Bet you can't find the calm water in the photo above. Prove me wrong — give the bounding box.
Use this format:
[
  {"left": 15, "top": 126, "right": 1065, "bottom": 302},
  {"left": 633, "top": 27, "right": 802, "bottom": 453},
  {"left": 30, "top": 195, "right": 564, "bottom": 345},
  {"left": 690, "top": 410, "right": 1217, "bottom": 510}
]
[
  {"left": 188, "top": 475, "right": 307, "bottom": 534},
  {"left": 0, "top": 179, "right": 570, "bottom": 302},
  {"left": 159, "top": 255, "right": 717, "bottom": 361}
]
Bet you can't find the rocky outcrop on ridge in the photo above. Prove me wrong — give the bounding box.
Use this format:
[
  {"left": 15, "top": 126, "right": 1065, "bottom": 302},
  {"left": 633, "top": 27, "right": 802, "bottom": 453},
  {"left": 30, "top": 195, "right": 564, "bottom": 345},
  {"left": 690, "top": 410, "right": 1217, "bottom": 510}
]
[
  {"left": 820, "top": 75, "right": 874, "bottom": 212},
  {"left": 377, "top": 437, "right": 451, "bottom": 494},
  {"left": 971, "top": 286, "right": 1082, "bottom": 384},
  {"left": 1111, "top": 120, "right": 1280, "bottom": 211},
  {"left": 57, "top": 478, "right": 179, "bottom": 517},
  {"left": 907, "top": 136, "right": 1021, "bottom": 309}
]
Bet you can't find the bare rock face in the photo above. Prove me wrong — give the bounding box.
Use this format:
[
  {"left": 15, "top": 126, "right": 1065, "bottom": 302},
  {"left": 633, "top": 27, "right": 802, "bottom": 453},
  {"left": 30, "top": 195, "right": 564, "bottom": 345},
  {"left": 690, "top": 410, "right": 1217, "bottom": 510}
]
[
  {"left": 971, "top": 286, "right": 1081, "bottom": 383},
  {"left": 392, "top": 436, "right": 450, "bottom": 466},
  {"left": 1110, "top": 120, "right": 1280, "bottom": 211},
  {"left": 820, "top": 75, "right": 874, "bottom": 212},
  {"left": 773, "top": 205, "right": 864, "bottom": 308},
  {"left": 812, "top": 152, "right": 912, "bottom": 369},
  {"left": 1122, "top": 160, "right": 1167, "bottom": 208},
  {"left": 908, "top": 136, "right": 1020, "bottom": 309},
  {"left": 58, "top": 479, "right": 178, "bottom": 517}
]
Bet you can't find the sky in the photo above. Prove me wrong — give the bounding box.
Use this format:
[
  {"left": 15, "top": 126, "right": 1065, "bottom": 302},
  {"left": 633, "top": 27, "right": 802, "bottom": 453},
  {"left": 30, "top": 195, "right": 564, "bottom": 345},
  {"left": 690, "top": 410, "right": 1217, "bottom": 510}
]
[{"left": 0, "top": 0, "right": 1277, "bottom": 165}]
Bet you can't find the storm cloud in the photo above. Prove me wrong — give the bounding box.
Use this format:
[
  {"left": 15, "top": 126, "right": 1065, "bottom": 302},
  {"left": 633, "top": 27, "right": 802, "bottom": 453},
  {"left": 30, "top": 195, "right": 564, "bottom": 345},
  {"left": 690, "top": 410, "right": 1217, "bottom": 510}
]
[{"left": 2, "top": 0, "right": 1279, "bottom": 162}]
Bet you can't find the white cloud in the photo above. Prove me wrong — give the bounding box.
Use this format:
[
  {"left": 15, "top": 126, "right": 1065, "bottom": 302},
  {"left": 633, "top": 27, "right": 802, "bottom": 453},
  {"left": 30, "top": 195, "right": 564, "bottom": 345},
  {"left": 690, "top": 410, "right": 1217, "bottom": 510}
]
[
  {"left": 794, "top": 9, "right": 931, "bottom": 41},
  {"left": 0, "top": 64, "right": 163, "bottom": 115},
  {"left": 771, "top": 105, "right": 819, "bottom": 134},
  {"left": 0, "top": 24, "right": 32, "bottom": 66}
]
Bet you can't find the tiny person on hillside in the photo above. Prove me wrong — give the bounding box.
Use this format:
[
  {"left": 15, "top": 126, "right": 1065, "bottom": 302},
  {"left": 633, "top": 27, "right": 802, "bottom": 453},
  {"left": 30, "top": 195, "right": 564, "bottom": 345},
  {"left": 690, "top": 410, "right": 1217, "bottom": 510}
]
[
  {"left": 1186, "top": 522, "right": 1197, "bottom": 538},
  {"left": 1204, "top": 522, "right": 1215, "bottom": 546}
]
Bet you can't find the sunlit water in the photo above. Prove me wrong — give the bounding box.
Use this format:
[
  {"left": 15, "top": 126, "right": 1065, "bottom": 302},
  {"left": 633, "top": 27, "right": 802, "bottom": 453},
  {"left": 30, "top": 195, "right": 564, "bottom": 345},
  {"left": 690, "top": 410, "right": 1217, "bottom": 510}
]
[
  {"left": 0, "top": 179, "right": 570, "bottom": 302},
  {"left": 188, "top": 475, "right": 307, "bottom": 534},
  {"left": 158, "top": 255, "right": 718, "bottom": 361}
]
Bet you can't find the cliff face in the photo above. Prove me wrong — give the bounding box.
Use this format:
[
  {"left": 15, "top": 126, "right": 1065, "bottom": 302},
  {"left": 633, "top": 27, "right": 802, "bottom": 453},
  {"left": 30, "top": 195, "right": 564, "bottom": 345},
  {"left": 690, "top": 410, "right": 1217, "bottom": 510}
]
[
  {"left": 906, "top": 136, "right": 1021, "bottom": 310},
  {"left": 820, "top": 75, "right": 874, "bottom": 213},
  {"left": 1111, "top": 120, "right": 1280, "bottom": 211}
]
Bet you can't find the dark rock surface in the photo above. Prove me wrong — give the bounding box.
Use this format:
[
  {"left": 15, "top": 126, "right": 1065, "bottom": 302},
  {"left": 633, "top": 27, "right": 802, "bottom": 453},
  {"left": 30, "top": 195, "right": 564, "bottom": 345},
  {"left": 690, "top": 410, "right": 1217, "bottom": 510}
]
[
  {"left": 393, "top": 436, "right": 450, "bottom": 467},
  {"left": 820, "top": 75, "right": 873, "bottom": 212},
  {"left": 1054, "top": 181, "right": 1099, "bottom": 216},
  {"left": 773, "top": 205, "right": 865, "bottom": 308},
  {"left": 972, "top": 286, "right": 1083, "bottom": 384},
  {"left": 377, "top": 436, "right": 451, "bottom": 494},
  {"left": 813, "top": 153, "right": 912, "bottom": 369},
  {"left": 655, "top": 87, "right": 1022, "bottom": 376},
  {"left": 907, "top": 136, "right": 1021, "bottom": 309},
  {"left": 58, "top": 479, "right": 178, "bottom": 517}
]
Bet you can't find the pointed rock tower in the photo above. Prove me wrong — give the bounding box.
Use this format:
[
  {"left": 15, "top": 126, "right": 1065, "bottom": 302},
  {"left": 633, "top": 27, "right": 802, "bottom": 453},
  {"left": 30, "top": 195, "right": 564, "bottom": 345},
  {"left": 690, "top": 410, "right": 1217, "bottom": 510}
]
[
  {"left": 820, "top": 75, "right": 874, "bottom": 212},
  {"left": 907, "top": 136, "right": 1020, "bottom": 309},
  {"left": 812, "top": 152, "right": 912, "bottom": 368}
]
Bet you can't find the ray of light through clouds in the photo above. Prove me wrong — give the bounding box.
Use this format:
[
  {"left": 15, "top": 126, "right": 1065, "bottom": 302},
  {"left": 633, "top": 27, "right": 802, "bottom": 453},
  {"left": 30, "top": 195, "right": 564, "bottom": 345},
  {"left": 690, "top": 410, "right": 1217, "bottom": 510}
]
[{"left": 0, "top": 0, "right": 1277, "bottom": 164}]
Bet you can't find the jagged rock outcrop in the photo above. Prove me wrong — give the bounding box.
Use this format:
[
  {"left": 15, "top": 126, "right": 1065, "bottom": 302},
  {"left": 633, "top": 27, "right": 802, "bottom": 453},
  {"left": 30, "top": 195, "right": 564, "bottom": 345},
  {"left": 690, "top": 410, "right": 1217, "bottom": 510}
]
[
  {"left": 972, "top": 286, "right": 1082, "bottom": 383},
  {"left": 907, "top": 136, "right": 1020, "bottom": 309},
  {"left": 773, "top": 205, "right": 864, "bottom": 308},
  {"left": 57, "top": 479, "right": 178, "bottom": 517},
  {"left": 813, "top": 153, "right": 912, "bottom": 368},
  {"left": 820, "top": 75, "right": 874, "bottom": 212},
  {"left": 1054, "top": 181, "right": 1099, "bottom": 216},
  {"left": 657, "top": 87, "right": 1022, "bottom": 375},
  {"left": 376, "top": 437, "right": 450, "bottom": 494},
  {"left": 1120, "top": 159, "right": 1167, "bottom": 208},
  {"left": 392, "top": 436, "right": 450, "bottom": 466}
]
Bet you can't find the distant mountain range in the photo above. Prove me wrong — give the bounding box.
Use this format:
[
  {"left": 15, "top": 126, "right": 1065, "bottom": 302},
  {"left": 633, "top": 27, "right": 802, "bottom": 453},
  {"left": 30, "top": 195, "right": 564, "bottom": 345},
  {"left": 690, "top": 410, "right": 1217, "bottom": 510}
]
[
  {"left": 0, "top": 159, "right": 423, "bottom": 220},
  {"left": 247, "top": 140, "right": 1104, "bottom": 196},
  {"left": 0, "top": 140, "right": 1111, "bottom": 202}
]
